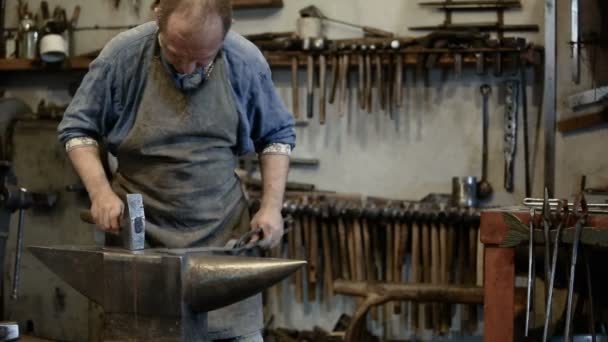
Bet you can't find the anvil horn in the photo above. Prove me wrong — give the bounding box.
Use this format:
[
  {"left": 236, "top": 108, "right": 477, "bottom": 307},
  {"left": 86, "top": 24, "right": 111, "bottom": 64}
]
[{"left": 183, "top": 254, "right": 306, "bottom": 312}]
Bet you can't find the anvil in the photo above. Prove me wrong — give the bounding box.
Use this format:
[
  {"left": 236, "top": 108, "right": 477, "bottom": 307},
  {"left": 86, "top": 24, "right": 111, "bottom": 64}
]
[{"left": 29, "top": 245, "right": 305, "bottom": 341}]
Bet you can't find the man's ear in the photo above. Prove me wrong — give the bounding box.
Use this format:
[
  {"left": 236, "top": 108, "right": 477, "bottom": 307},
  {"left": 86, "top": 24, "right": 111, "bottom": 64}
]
[{"left": 154, "top": 6, "right": 161, "bottom": 24}]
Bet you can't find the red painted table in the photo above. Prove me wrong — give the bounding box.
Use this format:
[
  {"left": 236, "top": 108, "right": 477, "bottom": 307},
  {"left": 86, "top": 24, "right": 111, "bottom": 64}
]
[{"left": 480, "top": 209, "right": 608, "bottom": 342}]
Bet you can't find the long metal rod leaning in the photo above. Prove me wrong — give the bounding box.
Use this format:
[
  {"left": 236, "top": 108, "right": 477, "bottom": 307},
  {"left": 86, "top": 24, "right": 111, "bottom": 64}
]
[
  {"left": 565, "top": 195, "right": 588, "bottom": 340},
  {"left": 11, "top": 208, "right": 25, "bottom": 300},
  {"left": 542, "top": 202, "right": 567, "bottom": 342},
  {"left": 525, "top": 208, "right": 535, "bottom": 337},
  {"left": 542, "top": 188, "right": 551, "bottom": 305}
]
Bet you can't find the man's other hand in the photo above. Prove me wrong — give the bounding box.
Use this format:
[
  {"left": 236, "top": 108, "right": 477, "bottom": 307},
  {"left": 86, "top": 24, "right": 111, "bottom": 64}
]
[
  {"left": 250, "top": 206, "right": 284, "bottom": 249},
  {"left": 90, "top": 189, "right": 124, "bottom": 234}
]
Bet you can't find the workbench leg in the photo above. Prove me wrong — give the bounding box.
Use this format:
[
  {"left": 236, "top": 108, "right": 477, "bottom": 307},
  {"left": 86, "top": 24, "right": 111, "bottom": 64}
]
[{"left": 483, "top": 245, "right": 514, "bottom": 342}]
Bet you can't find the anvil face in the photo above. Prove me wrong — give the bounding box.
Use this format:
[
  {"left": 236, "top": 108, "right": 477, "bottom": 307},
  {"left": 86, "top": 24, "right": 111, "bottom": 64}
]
[{"left": 29, "top": 246, "right": 305, "bottom": 315}]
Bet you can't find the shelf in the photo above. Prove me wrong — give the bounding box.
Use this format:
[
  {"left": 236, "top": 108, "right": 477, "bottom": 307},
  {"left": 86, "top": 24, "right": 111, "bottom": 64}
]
[
  {"left": 232, "top": 0, "right": 283, "bottom": 9},
  {"left": 262, "top": 47, "right": 542, "bottom": 68},
  {"left": 0, "top": 45, "right": 541, "bottom": 72},
  {"left": 0, "top": 58, "right": 92, "bottom": 71}
]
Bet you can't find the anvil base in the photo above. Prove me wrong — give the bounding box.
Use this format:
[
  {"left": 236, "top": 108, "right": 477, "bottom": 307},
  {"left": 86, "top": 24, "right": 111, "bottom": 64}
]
[{"left": 103, "top": 311, "right": 207, "bottom": 342}]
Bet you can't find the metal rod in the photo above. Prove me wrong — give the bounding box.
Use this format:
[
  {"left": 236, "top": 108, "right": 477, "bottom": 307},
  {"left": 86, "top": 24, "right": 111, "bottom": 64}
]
[
  {"left": 565, "top": 196, "right": 588, "bottom": 341},
  {"left": 542, "top": 188, "right": 551, "bottom": 307},
  {"left": 419, "top": 0, "right": 521, "bottom": 10},
  {"left": 520, "top": 62, "right": 531, "bottom": 197},
  {"left": 544, "top": 0, "right": 557, "bottom": 196},
  {"left": 583, "top": 247, "right": 596, "bottom": 342},
  {"left": 409, "top": 22, "right": 539, "bottom": 32},
  {"left": 11, "top": 208, "right": 24, "bottom": 300},
  {"left": 525, "top": 208, "right": 536, "bottom": 337},
  {"left": 542, "top": 203, "right": 567, "bottom": 342},
  {"left": 524, "top": 198, "right": 608, "bottom": 207},
  {"left": 571, "top": 0, "right": 581, "bottom": 84}
]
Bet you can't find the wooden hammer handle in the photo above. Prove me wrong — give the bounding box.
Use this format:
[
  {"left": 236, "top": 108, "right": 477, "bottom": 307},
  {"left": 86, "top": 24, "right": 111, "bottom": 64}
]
[{"left": 80, "top": 210, "right": 95, "bottom": 224}]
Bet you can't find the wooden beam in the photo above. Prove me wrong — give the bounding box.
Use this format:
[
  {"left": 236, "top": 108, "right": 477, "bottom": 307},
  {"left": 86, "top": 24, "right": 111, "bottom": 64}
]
[
  {"left": 232, "top": 0, "right": 283, "bottom": 9},
  {"left": 557, "top": 109, "right": 608, "bottom": 133}
]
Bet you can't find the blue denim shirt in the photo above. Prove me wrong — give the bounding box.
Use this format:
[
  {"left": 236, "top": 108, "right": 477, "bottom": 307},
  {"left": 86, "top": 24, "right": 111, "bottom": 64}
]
[{"left": 57, "top": 22, "right": 295, "bottom": 156}]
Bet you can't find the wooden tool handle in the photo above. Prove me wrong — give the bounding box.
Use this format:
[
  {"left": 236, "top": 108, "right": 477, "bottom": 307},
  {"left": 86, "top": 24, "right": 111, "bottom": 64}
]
[
  {"left": 358, "top": 54, "right": 366, "bottom": 110},
  {"left": 338, "top": 217, "right": 350, "bottom": 280},
  {"left": 340, "top": 54, "right": 350, "bottom": 117},
  {"left": 353, "top": 218, "right": 365, "bottom": 280},
  {"left": 291, "top": 56, "right": 300, "bottom": 119},
  {"left": 329, "top": 54, "right": 340, "bottom": 104},
  {"left": 395, "top": 54, "right": 403, "bottom": 108},
  {"left": 362, "top": 26, "right": 394, "bottom": 38},
  {"left": 365, "top": 55, "right": 373, "bottom": 113},
  {"left": 80, "top": 210, "right": 95, "bottom": 224},
  {"left": 306, "top": 55, "right": 315, "bottom": 119},
  {"left": 294, "top": 216, "right": 304, "bottom": 303},
  {"left": 308, "top": 215, "right": 318, "bottom": 301},
  {"left": 375, "top": 54, "right": 385, "bottom": 112},
  {"left": 319, "top": 54, "right": 327, "bottom": 125},
  {"left": 321, "top": 219, "right": 334, "bottom": 302},
  {"left": 411, "top": 222, "right": 420, "bottom": 332}
]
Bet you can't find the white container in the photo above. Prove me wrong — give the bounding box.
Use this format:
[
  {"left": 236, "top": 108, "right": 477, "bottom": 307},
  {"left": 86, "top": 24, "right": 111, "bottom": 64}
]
[{"left": 40, "top": 34, "right": 67, "bottom": 63}]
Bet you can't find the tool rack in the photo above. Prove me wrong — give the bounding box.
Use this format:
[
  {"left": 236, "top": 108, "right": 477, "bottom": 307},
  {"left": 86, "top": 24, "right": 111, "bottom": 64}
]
[
  {"left": 0, "top": 44, "right": 542, "bottom": 72},
  {"left": 480, "top": 209, "right": 608, "bottom": 342}
]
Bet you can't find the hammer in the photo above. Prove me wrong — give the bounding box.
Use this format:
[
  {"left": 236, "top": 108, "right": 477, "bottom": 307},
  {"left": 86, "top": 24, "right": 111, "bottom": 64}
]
[{"left": 80, "top": 193, "right": 146, "bottom": 251}]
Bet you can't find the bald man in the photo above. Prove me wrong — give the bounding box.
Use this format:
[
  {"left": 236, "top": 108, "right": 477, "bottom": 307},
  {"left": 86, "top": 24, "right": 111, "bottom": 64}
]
[{"left": 58, "top": 0, "right": 294, "bottom": 340}]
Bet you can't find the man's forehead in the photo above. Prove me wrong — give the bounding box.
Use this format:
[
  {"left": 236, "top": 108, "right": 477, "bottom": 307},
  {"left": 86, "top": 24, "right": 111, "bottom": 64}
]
[{"left": 163, "top": 12, "right": 224, "bottom": 49}]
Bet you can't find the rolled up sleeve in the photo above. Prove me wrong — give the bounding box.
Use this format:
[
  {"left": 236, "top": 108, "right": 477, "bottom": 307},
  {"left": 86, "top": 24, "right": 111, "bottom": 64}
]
[
  {"left": 246, "top": 64, "right": 295, "bottom": 154},
  {"left": 57, "top": 58, "right": 117, "bottom": 146}
]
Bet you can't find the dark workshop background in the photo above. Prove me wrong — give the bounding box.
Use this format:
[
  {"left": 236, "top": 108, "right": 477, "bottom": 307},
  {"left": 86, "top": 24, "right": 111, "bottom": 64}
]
[{"left": 0, "top": 0, "right": 607, "bottom": 341}]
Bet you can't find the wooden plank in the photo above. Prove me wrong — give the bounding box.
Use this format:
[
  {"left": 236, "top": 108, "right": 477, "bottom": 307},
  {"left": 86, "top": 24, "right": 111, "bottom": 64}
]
[
  {"left": 232, "top": 0, "right": 283, "bottom": 9},
  {"left": 557, "top": 109, "right": 608, "bottom": 133},
  {"left": 0, "top": 58, "right": 92, "bottom": 71},
  {"left": 483, "top": 246, "right": 514, "bottom": 342}
]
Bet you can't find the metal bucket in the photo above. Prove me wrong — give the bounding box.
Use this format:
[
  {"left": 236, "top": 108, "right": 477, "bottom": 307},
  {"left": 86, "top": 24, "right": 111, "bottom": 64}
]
[{"left": 452, "top": 176, "right": 478, "bottom": 208}]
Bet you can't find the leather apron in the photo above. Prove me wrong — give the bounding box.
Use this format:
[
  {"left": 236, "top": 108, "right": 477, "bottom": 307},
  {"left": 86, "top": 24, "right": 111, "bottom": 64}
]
[{"left": 111, "top": 42, "right": 262, "bottom": 340}]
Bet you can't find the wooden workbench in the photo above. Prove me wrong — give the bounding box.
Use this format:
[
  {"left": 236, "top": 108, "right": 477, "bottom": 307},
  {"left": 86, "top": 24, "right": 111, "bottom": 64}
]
[{"left": 480, "top": 208, "right": 608, "bottom": 342}]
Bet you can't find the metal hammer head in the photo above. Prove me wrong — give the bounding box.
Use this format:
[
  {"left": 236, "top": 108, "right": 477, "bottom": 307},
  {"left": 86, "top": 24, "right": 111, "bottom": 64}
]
[{"left": 121, "top": 193, "right": 145, "bottom": 251}]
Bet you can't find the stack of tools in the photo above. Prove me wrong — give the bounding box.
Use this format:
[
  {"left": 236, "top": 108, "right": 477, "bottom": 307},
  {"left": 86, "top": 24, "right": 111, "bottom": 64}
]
[
  {"left": 411, "top": 1, "right": 538, "bottom": 34},
  {"left": 251, "top": 193, "right": 483, "bottom": 340},
  {"left": 499, "top": 190, "right": 608, "bottom": 341},
  {"left": 246, "top": 33, "right": 540, "bottom": 125}
]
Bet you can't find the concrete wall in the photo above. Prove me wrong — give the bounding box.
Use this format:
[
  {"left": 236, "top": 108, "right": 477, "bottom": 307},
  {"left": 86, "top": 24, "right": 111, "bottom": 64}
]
[{"left": 1, "top": 0, "right": 607, "bottom": 340}]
